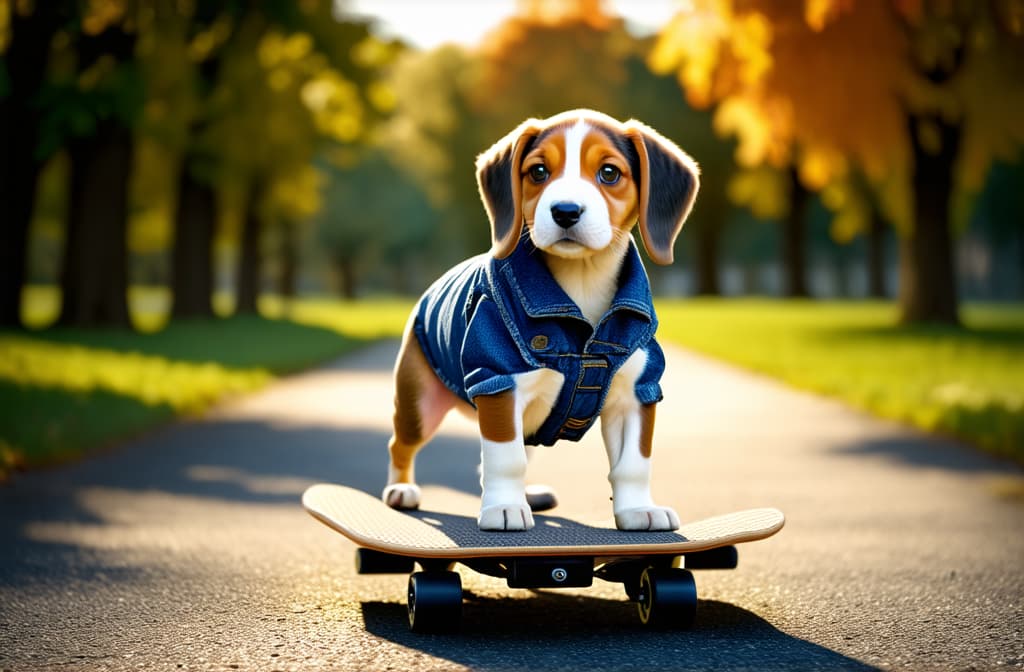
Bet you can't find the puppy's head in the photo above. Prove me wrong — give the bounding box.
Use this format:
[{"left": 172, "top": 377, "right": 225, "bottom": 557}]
[{"left": 476, "top": 109, "right": 699, "bottom": 265}]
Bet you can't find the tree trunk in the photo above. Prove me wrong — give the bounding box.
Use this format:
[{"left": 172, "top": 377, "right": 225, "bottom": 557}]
[
  {"left": 236, "top": 180, "right": 263, "bottom": 314},
  {"left": 334, "top": 258, "right": 358, "bottom": 300},
  {"left": 170, "top": 155, "right": 216, "bottom": 318},
  {"left": 866, "top": 207, "right": 888, "bottom": 298},
  {"left": 279, "top": 223, "right": 298, "bottom": 299},
  {"left": 899, "top": 111, "right": 961, "bottom": 325},
  {"left": 0, "top": 6, "right": 65, "bottom": 327},
  {"left": 741, "top": 264, "right": 759, "bottom": 294},
  {"left": 60, "top": 120, "right": 133, "bottom": 328},
  {"left": 1018, "top": 232, "right": 1024, "bottom": 300},
  {"left": 692, "top": 217, "right": 721, "bottom": 295},
  {"left": 59, "top": 26, "right": 136, "bottom": 329},
  {"left": 832, "top": 245, "right": 850, "bottom": 298},
  {"left": 170, "top": 39, "right": 226, "bottom": 320},
  {"left": 783, "top": 166, "right": 810, "bottom": 298}
]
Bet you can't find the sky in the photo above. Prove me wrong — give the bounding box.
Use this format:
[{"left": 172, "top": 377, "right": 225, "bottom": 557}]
[{"left": 337, "top": 0, "right": 679, "bottom": 49}]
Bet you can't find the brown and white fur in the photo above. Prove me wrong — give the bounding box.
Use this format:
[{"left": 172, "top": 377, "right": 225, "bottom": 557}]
[{"left": 382, "top": 109, "right": 699, "bottom": 531}]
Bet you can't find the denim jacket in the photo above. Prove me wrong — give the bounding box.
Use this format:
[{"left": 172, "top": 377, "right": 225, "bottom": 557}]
[{"left": 413, "top": 237, "right": 665, "bottom": 446}]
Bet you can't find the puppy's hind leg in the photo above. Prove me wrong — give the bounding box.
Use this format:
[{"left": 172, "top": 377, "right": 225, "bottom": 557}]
[
  {"left": 600, "top": 350, "right": 679, "bottom": 531},
  {"left": 383, "top": 330, "right": 455, "bottom": 510}
]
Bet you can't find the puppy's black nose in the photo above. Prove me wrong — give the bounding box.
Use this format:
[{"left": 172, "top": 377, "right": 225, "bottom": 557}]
[{"left": 551, "top": 202, "right": 584, "bottom": 228}]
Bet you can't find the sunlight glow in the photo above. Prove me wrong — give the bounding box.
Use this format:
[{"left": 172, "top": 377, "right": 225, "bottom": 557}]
[{"left": 337, "top": 0, "right": 679, "bottom": 49}]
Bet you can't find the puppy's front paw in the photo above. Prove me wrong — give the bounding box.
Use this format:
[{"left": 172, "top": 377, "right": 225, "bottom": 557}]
[
  {"left": 615, "top": 506, "right": 680, "bottom": 531},
  {"left": 382, "top": 483, "right": 421, "bottom": 510},
  {"left": 478, "top": 504, "right": 535, "bottom": 531}
]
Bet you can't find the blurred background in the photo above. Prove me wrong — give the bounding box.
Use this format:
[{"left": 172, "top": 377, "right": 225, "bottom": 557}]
[{"left": 1, "top": 0, "right": 1022, "bottom": 475}]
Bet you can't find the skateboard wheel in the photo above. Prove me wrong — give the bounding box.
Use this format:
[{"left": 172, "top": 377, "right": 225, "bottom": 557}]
[
  {"left": 355, "top": 548, "right": 415, "bottom": 574},
  {"left": 684, "top": 545, "right": 739, "bottom": 570},
  {"left": 407, "top": 571, "right": 462, "bottom": 633},
  {"left": 636, "top": 567, "right": 697, "bottom": 629}
]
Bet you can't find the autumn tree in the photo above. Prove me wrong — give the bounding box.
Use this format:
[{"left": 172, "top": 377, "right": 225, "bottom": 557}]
[
  {"left": 617, "top": 54, "right": 738, "bottom": 294},
  {"left": 652, "top": 0, "right": 1024, "bottom": 322},
  {"left": 383, "top": 0, "right": 738, "bottom": 284}
]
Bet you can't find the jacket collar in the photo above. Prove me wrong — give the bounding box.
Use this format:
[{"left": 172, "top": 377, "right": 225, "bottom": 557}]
[{"left": 493, "top": 236, "right": 654, "bottom": 323}]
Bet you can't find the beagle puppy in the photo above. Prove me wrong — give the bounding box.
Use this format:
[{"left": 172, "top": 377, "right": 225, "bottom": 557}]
[{"left": 383, "top": 109, "right": 699, "bottom": 531}]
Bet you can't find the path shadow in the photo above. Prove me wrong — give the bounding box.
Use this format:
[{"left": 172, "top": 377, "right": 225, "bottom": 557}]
[
  {"left": 830, "top": 433, "right": 1022, "bottom": 475},
  {"left": 361, "top": 593, "right": 876, "bottom": 671},
  {"left": 0, "top": 417, "right": 481, "bottom": 587}
]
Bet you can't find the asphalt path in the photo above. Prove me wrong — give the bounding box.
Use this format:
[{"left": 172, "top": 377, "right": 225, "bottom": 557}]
[{"left": 1, "top": 340, "right": 1022, "bottom": 671}]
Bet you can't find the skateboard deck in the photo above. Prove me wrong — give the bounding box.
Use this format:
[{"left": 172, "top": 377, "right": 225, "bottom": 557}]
[
  {"left": 303, "top": 483, "right": 784, "bottom": 559},
  {"left": 303, "top": 483, "right": 784, "bottom": 632}
]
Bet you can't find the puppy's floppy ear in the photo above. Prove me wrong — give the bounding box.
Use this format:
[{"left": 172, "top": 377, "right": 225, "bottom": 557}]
[
  {"left": 624, "top": 120, "right": 700, "bottom": 265},
  {"left": 476, "top": 119, "right": 541, "bottom": 259}
]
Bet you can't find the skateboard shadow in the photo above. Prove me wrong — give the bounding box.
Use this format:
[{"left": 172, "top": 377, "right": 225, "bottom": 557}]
[{"left": 360, "top": 593, "right": 877, "bottom": 671}]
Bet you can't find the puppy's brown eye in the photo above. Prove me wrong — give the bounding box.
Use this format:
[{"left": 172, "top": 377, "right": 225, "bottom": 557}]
[
  {"left": 528, "top": 164, "right": 549, "bottom": 183},
  {"left": 598, "top": 164, "right": 621, "bottom": 185}
]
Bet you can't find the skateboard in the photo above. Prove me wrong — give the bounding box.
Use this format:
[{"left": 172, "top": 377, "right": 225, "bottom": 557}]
[{"left": 302, "top": 483, "right": 784, "bottom": 633}]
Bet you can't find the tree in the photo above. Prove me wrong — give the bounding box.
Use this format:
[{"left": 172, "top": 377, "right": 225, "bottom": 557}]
[
  {"left": 54, "top": 9, "right": 143, "bottom": 328},
  {"left": 0, "top": 2, "right": 70, "bottom": 327},
  {"left": 167, "top": 3, "right": 237, "bottom": 319},
  {"left": 380, "top": 45, "right": 492, "bottom": 266},
  {"left": 382, "top": 0, "right": 739, "bottom": 286},
  {"left": 894, "top": 2, "right": 1024, "bottom": 322},
  {"left": 617, "top": 54, "right": 738, "bottom": 294},
  {"left": 201, "top": 6, "right": 391, "bottom": 314},
  {"left": 476, "top": 2, "right": 742, "bottom": 293},
  {"left": 652, "top": 0, "right": 1024, "bottom": 322},
  {"left": 316, "top": 150, "right": 436, "bottom": 298}
]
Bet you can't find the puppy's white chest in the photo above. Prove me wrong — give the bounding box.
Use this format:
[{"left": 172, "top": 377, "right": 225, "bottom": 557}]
[{"left": 544, "top": 237, "right": 628, "bottom": 327}]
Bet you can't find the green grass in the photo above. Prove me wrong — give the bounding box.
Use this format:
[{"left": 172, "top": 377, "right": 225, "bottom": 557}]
[
  {"left": 0, "top": 300, "right": 411, "bottom": 478},
  {"left": 655, "top": 299, "right": 1024, "bottom": 463}
]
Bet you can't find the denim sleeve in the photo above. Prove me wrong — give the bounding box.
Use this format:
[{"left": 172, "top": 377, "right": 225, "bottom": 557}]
[
  {"left": 635, "top": 337, "right": 665, "bottom": 405},
  {"left": 461, "top": 296, "right": 523, "bottom": 402}
]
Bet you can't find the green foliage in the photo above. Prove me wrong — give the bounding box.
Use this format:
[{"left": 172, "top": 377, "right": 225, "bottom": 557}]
[
  {"left": 315, "top": 149, "right": 437, "bottom": 295},
  {"left": 655, "top": 299, "right": 1024, "bottom": 462},
  {"left": 36, "top": 54, "right": 145, "bottom": 160}
]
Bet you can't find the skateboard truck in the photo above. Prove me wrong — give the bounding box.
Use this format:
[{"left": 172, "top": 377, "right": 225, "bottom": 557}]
[{"left": 358, "top": 547, "right": 739, "bottom": 632}]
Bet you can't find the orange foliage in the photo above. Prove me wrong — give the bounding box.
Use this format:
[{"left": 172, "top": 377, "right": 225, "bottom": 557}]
[
  {"left": 474, "top": 0, "right": 636, "bottom": 125},
  {"left": 653, "top": 1, "right": 911, "bottom": 183},
  {"left": 652, "top": 0, "right": 1024, "bottom": 234}
]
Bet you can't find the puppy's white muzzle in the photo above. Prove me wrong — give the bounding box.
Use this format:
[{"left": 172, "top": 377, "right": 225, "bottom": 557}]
[{"left": 531, "top": 176, "right": 612, "bottom": 255}]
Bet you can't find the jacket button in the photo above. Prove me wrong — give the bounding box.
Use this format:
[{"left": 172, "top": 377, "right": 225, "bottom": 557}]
[{"left": 531, "top": 335, "right": 549, "bottom": 350}]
